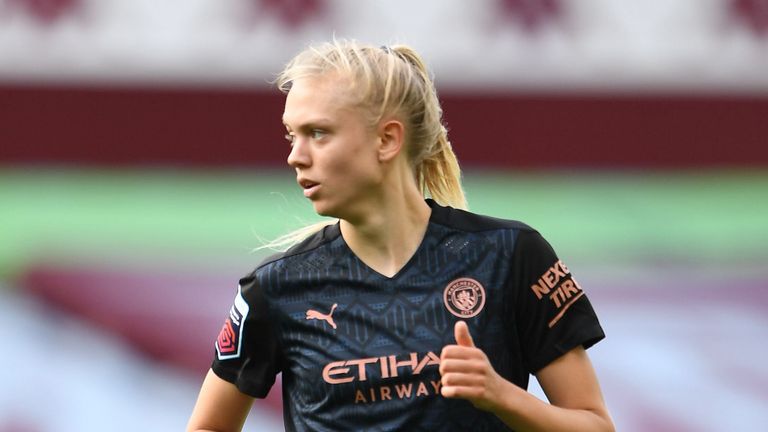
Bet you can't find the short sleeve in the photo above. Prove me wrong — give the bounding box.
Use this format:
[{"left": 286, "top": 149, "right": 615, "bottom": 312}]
[
  {"left": 210, "top": 274, "right": 282, "bottom": 398},
  {"left": 511, "top": 230, "right": 605, "bottom": 373}
]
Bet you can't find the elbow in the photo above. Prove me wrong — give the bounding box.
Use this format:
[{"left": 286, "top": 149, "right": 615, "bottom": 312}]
[
  {"left": 580, "top": 406, "right": 615, "bottom": 432},
  {"left": 595, "top": 410, "right": 616, "bottom": 432}
]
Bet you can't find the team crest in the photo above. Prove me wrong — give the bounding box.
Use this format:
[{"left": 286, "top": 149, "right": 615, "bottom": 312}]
[
  {"left": 216, "top": 285, "right": 250, "bottom": 360},
  {"left": 444, "top": 277, "right": 486, "bottom": 318}
]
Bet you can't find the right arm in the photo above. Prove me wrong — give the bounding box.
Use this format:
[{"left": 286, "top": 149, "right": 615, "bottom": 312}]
[{"left": 187, "top": 369, "right": 255, "bottom": 432}]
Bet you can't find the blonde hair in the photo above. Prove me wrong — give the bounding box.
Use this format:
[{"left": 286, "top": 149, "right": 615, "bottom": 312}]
[{"left": 263, "top": 39, "right": 466, "bottom": 251}]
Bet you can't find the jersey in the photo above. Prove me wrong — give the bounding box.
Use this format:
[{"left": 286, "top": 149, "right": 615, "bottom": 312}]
[{"left": 211, "top": 199, "right": 605, "bottom": 432}]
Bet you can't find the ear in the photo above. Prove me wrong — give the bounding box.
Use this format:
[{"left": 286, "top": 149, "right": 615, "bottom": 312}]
[{"left": 377, "top": 119, "right": 405, "bottom": 163}]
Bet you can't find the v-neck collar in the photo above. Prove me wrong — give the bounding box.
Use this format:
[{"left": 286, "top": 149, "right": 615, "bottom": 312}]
[{"left": 335, "top": 200, "right": 438, "bottom": 280}]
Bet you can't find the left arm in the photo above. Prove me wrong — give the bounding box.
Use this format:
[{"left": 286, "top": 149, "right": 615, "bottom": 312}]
[{"left": 440, "top": 321, "right": 614, "bottom": 432}]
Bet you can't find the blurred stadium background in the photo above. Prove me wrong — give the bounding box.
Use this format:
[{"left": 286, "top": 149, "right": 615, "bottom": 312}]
[{"left": 1, "top": 1, "right": 768, "bottom": 431}]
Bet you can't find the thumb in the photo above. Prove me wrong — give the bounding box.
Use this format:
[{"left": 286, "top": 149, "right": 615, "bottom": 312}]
[{"left": 454, "top": 320, "right": 475, "bottom": 347}]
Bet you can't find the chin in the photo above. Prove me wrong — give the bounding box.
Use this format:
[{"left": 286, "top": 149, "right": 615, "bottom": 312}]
[{"left": 311, "top": 200, "right": 339, "bottom": 218}]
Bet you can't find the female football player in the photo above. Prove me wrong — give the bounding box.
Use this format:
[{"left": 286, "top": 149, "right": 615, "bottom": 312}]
[{"left": 187, "top": 39, "right": 614, "bottom": 432}]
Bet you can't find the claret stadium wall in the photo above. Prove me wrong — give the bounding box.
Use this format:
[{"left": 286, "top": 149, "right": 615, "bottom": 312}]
[{"left": 2, "top": 85, "right": 768, "bottom": 168}]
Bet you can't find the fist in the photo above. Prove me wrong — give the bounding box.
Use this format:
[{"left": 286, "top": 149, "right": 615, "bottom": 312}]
[{"left": 439, "top": 321, "right": 502, "bottom": 411}]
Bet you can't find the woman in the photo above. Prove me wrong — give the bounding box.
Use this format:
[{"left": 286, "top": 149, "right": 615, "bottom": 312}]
[{"left": 188, "top": 40, "right": 614, "bottom": 432}]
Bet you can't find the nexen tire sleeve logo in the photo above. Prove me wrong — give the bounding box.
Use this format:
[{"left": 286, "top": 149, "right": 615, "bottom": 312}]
[
  {"left": 216, "top": 285, "right": 250, "bottom": 360},
  {"left": 529, "top": 260, "right": 585, "bottom": 328}
]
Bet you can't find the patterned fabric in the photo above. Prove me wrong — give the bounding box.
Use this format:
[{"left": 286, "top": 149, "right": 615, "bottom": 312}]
[{"left": 212, "top": 199, "right": 604, "bottom": 431}]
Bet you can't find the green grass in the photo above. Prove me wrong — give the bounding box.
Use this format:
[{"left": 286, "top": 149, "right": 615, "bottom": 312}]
[
  {"left": 463, "top": 171, "right": 768, "bottom": 264},
  {"left": 1, "top": 168, "right": 766, "bottom": 280}
]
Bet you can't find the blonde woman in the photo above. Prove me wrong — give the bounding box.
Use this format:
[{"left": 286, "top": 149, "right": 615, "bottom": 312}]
[{"left": 188, "top": 40, "right": 614, "bottom": 432}]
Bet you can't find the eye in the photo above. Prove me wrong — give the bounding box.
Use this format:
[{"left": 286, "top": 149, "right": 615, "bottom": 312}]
[
  {"left": 284, "top": 133, "right": 296, "bottom": 146},
  {"left": 310, "top": 129, "right": 327, "bottom": 140}
]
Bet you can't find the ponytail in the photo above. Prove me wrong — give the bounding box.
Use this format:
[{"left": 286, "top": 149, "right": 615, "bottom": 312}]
[
  {"left": 392, "top": 46, "right": 467, "bottom": 210},
  {"left": 416, "top": 127, "right": 467, "bottom": 210}
]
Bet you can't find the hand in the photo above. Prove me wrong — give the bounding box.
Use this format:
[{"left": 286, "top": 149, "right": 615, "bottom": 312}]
[{"left": 440, "top": 321, "right": 505, "bottom": 412}]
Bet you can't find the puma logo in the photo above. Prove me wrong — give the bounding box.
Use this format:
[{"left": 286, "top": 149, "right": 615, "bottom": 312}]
[{"left": 306, "top": 303, "right": 338, "bottom": 329}]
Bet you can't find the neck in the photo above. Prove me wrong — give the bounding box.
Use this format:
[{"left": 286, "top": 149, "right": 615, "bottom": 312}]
[{"left": 340, "top": 187, "right": 431, "bottom": 278}]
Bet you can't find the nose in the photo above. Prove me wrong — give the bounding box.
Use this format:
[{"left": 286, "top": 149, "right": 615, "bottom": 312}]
[{"left": 287, "top": 137, "right": 311, "bottom": 168}]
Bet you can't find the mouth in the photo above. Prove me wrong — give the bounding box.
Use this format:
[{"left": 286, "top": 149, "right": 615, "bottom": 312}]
[{"left": 298, "top": 179, "right": 320, "bottom": 198}]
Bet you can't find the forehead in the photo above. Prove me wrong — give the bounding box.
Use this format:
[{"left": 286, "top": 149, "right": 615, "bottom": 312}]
[{"left": 282, "top": 74, "right": 356, "bottom": 126}]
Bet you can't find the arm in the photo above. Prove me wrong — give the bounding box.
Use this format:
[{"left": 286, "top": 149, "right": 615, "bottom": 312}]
[
  {"left": 440, "top": 321, "right": 614, "bottom": 432},
  {"left": 187, "top": 369, "right": 255, "bottom": 432}
]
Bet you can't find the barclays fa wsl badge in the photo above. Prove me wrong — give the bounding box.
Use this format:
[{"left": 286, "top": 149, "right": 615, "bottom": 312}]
[
  {"left": 216, "top": 285, "right": 250, "bottom": 360},
  {"left": 443, "top": 277, "right": 486, "bottom": 318}
]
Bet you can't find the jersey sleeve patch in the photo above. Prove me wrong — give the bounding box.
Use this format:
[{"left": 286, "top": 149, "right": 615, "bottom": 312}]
[
  {"left": 529, "top": 259, "right": 585, "bottom": 328},
  {"left": 511, "top": 229, "right": 605, "bottom": 373},
  {"left": 215, "top": 285, "right": 250, "bottom": 360}
]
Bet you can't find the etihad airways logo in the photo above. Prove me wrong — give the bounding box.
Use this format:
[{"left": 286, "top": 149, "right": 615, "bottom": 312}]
[
  {"left": 530, "top": 260, "right": 585, "bottom": 328},
  {"left": 323, "top": 351, "right": 440, "bottom": 384},
  {"left": 322, "top": 351, "right": 442, "bottom": 404}
]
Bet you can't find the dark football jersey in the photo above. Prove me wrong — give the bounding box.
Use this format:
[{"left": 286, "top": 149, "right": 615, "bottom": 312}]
[{"left": 211, "top": 199, "right": 605, "bottom": 432}]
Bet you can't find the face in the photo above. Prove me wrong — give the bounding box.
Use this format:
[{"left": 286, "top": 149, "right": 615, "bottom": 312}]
[{"left": 282, "top": 74, "right": 383, "bottom": 220}]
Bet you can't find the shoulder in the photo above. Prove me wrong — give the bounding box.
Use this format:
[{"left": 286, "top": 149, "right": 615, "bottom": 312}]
[
  {"left": 427, "top": 199, "right": 538, "bottom": 235},
  {"left": 243, "top": 222, "right": 341, "bottom": 281}
]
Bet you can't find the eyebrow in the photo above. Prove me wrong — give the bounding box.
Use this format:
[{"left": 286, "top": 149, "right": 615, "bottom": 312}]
[{"left": 283, "top": 118, "right": 334, "bottom": 132}]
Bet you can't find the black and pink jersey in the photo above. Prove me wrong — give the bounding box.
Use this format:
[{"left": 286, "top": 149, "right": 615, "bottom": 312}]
[{"left": 211, "top": 199, "right": 605, "bottom": 431}]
